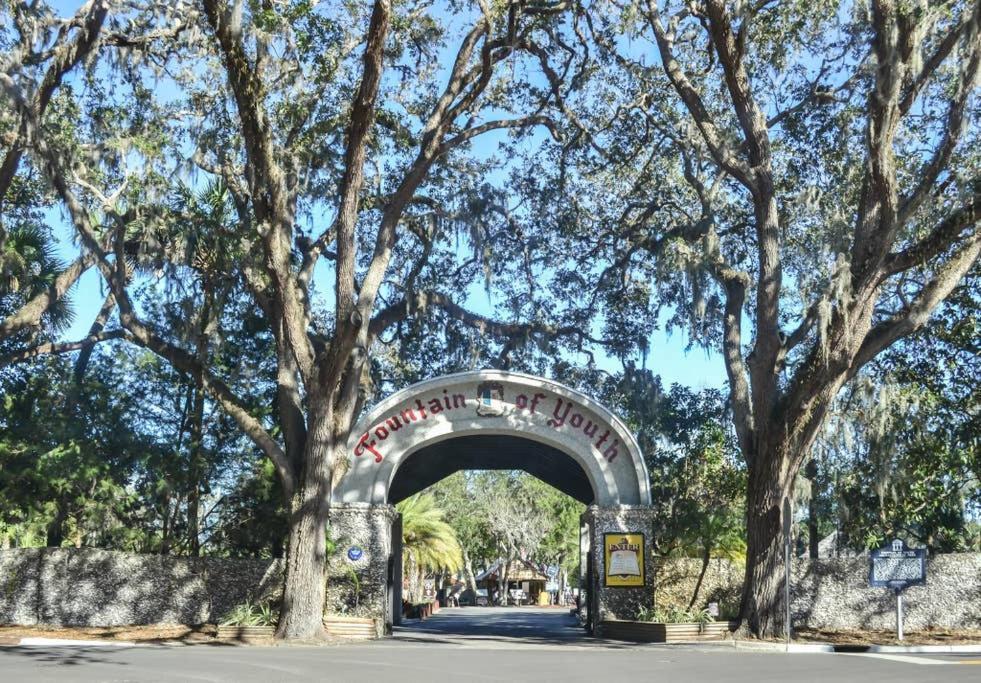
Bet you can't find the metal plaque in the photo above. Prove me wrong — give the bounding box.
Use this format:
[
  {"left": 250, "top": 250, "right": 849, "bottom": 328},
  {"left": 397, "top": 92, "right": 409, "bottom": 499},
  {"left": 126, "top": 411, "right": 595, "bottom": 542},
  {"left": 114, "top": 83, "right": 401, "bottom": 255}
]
[{"left": 869, "top": 539, "right": 927, "bottom": 590}]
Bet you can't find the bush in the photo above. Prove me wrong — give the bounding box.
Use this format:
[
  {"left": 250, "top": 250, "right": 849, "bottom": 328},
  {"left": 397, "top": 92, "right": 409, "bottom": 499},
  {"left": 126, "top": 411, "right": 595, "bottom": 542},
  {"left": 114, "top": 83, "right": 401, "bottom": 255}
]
[
  {"left": 221, "top": 600, "right": 278, "bottom": 627},
  {"left": 636, "top": 605, "right": 714, "bottom": 624}
]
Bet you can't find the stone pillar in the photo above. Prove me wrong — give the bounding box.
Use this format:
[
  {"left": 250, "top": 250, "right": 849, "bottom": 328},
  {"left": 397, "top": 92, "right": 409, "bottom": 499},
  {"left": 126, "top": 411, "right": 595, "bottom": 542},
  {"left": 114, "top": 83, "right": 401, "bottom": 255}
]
[
  {"left": 325, "top": 504, "right": 398, "bottom": 636},
  {"left": 583, "top": 505, "right": 656, "bottom": 633}
]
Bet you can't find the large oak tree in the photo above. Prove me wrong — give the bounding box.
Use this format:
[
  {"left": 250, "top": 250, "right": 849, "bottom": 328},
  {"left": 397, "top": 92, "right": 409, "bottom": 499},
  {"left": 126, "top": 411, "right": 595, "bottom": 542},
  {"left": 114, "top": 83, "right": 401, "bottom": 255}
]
[
  {"left": 0, "top": 0, "right": 581, "bottom": 639},
  {"left": 541, "top": 0, "right": 979, "bottom": 636}
]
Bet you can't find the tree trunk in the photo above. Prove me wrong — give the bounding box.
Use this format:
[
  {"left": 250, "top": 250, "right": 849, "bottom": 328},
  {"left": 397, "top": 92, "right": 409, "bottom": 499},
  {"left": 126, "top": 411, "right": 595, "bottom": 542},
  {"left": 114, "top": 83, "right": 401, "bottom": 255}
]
[
  {"left": 461, "top": 548, "right": 478, "bottom": 596},
  {"left": 45, "top": 502, "right": 66, "bottom": 547},
  {"left": 688, "top": 544, "right": 711, "bottom": 610},
  {"left": 739, "top": 453, "right": 793, "bottom": 638},
  {"left": 275, "top": 431, "right": 334, "bottom": 640},
  {"left": 501, "top": 557, "right": 511, "bottom": 605},
  {"left": 186, "top": 385, "right": 205, "bottom": 557}
]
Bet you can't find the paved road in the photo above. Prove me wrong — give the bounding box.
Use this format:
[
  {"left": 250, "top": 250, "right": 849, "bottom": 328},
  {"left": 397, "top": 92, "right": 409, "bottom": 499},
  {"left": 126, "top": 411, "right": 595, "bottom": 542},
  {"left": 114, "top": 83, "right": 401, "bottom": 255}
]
[
  {"left": 391, "top": 606, "right": 590, "bottom": 647},
  {"left": 1, "top": 607, "right": 979, "bottom": 682}
]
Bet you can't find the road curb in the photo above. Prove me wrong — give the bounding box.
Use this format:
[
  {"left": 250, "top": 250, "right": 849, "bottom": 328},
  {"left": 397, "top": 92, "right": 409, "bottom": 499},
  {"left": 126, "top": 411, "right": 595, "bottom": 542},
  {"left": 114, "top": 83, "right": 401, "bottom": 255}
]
[
  {"left": 857, "top": 644, "right": 981, "bottom": 654},
  {"left": 661, "top": 640, "right": 981, "bottom": 655},
  {"left": 733, "top": 641, "right": 834, "bottom": 653}
]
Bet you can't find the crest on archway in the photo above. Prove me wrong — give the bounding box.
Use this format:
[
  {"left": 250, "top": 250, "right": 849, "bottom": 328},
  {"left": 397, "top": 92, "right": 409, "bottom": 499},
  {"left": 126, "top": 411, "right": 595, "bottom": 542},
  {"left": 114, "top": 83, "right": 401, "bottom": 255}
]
[{"left": 475, "top": 381, "right": 505, "bottom": 416}]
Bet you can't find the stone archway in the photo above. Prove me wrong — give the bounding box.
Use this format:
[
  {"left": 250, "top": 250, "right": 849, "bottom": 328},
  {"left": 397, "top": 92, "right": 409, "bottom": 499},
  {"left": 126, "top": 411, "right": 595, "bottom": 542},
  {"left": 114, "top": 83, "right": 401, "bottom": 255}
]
[{"left": 325, "top": 371, "right": 655, "bottom": 636}]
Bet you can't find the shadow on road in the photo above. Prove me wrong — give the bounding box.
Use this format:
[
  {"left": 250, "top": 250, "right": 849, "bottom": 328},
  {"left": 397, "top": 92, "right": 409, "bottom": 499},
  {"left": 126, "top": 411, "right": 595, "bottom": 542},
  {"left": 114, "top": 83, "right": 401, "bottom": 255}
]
[
  {"left": 392, "top": 606, "right": 623, "bottom": 648},
  {"left": 0, "top": 645, "right": 132, "bottom": 668}
]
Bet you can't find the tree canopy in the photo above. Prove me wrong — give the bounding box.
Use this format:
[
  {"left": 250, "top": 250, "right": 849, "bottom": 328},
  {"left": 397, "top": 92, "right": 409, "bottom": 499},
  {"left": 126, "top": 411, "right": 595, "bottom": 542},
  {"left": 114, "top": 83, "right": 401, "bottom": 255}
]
[{"left": 0, "top": 0, "right": 977, "bottom": 640}]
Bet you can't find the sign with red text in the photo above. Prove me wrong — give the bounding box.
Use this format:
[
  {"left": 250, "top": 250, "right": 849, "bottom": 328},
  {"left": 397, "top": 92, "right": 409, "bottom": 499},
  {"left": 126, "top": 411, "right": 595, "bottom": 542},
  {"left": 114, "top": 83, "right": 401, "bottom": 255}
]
[
  {"left": 335, "top": 371, "right": 653, "bottom": 508},
  {"left": 353, "top": 383, "right": 626, "bottom": 464}
]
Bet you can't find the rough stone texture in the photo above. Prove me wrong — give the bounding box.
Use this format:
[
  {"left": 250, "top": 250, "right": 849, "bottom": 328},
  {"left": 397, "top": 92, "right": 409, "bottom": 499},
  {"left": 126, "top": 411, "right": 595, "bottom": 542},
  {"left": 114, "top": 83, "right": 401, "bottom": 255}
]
[
  {"left": 0, "top": 549, "right": 42, "bottom": 626},
  {"left": 0, "top": 549, "right": 281, "bottom": 627},
  {"left": 792, "top": 554, "right": 981, "bottom": 631},
  {"left": 324, "top": 504, "right": 397, "bottom": 635},
  {"left": 204, "top": 557, "right": 283, "bottom": 624},
  {"left": 652, "top": 557, "right": 743, "bottom": 613},
  {"left": 649, "top": 553, "right": 981, "bottom": 631},
  {"left": 3, "top": 548, "right": 977, "bottom": 631},
  {"left": 584, "top": 506, "right": 657, "bottom": 623}
]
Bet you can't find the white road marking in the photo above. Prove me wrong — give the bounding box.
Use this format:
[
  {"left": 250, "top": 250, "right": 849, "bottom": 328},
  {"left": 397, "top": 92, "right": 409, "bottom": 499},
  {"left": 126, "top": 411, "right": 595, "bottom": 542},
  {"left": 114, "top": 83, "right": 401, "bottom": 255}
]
[
  {"left": 842, "top": 653, "right": 948, "bottom": 666},
  {"left": 18, "top": 638, "right": 137, "bottom": 647}
]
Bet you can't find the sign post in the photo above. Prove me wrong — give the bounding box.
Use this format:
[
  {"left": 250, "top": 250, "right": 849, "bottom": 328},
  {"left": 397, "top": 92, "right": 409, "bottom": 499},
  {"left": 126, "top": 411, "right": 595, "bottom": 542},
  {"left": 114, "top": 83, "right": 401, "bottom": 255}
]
[
  {"left": 869, "top": 539, "right": 927, "bottom": 642},
  {"left": 896, "top": 590, "right": 903, "bottom": 641}
]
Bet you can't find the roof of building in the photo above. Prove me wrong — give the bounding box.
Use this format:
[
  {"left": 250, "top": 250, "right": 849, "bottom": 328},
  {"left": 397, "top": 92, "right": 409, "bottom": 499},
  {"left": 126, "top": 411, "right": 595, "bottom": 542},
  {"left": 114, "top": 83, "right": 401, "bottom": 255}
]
[{"left": 475, "top": 560, "right": 550, "bottom": 583}]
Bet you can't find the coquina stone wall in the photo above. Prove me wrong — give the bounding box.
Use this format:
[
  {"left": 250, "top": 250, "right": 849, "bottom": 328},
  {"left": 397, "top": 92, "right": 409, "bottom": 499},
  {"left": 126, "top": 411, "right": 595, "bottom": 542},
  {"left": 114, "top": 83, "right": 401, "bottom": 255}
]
[
  {"left": 2, "top": 548, "right": 979, "bottom": 630},
  {"left": 652, "top": 557, "right": 744, "bottom": 613},
  {"left": 0, "top": 549, "right": 282, "bottom": 627},
  {"left": 791, "top": 554, "right": 981, "bottom": 630},
  {"left": 653, "top": 553, "right": 981, "bottom": 630}
]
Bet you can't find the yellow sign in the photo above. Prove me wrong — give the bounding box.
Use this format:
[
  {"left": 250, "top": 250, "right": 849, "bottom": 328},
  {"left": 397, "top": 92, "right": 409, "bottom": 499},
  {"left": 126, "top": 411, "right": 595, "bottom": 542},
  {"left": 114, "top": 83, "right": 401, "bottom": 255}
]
[{"left": 604, "top": 533, "right": 645, "bottom": 587}]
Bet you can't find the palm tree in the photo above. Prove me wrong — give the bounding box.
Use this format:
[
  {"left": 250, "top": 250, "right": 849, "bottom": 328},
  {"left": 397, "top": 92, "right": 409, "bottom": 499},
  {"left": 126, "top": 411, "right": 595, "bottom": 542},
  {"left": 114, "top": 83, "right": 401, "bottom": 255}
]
[
  {"left": 684, "top": 510, "right": 747, "bottom": 610},
  {"left": 396, "top": 493, "right": 463, "bottom": 603},
  {"left": 1, "top": 225, "right": 75, "bottom": 335}
]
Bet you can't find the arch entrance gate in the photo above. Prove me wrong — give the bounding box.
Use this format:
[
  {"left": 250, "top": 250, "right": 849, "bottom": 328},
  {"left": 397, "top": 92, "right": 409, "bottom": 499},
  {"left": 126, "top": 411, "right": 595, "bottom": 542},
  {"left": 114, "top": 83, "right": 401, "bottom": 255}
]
[{"left": 325, "top": 371, "right": 655, "bottom": 636}]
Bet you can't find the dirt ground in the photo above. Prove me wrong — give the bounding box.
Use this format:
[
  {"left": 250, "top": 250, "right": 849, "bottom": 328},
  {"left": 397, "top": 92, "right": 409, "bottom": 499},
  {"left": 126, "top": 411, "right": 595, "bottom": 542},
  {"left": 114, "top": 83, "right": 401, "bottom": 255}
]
[
  {"left": 793, "top": 627, "right": 981, "bottom": 646},
  {"left": 0, "top": 624, "right": 224, "bottom": 646}
]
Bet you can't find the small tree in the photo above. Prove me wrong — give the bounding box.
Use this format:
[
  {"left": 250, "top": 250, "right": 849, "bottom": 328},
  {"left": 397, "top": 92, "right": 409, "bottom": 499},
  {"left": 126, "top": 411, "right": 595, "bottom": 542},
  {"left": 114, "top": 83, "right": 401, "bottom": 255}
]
[{"left": 396, "top": 493, "right": 463, "bottom": 603}]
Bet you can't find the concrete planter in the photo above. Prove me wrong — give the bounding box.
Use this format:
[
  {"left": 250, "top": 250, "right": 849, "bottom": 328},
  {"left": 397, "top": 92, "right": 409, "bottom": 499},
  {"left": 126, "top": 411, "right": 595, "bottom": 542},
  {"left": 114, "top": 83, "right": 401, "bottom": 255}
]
[
  {"left": 325, "top": 615, "right": 378, "bottom": 639},
  {"left": 600, "top": 620, "right": 737, "bottom": 643},
  {"left": 215, "top": 625, "right": 276, "bottom": 641}
]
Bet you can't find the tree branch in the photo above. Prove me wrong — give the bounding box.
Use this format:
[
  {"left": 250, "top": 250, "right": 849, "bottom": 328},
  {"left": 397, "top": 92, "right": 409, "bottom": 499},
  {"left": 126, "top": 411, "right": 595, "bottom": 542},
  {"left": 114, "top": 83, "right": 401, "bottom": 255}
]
[
  {"left": 314, "top": 0, "right": 390, "bottom": 307},
  {"left": 0, "top": 329, "right": 127, "bottom": 367},
  {"left": 884, "top": 195, "right": 980, "bottom": 276},
  {"left": 73, "top": 290, "right": 116, "bottom": 384},
  {"left": 897, "top": 4, "right": 980, "bottom": 226},
  {"left": 0, "top": 251, "right": 97, "bottom": 340},
  {"left": 643, "top": 1, "right": 755, "bottom": 188},
  {"left": 368, "top": 290, "right": 602, "bottom": 347},
  {"left": 852, "top": 229, "right": 980, "bottom": 375},
  {"left": 0, "top": 0, "right": 108, "bottom": 210}
]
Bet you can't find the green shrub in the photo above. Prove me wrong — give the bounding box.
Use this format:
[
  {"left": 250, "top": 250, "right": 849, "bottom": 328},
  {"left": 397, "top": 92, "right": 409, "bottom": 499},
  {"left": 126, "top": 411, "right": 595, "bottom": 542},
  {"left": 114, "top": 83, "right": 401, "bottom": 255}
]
[
  {"left": 221, "top": 600, "right": 278, "bottom": 627},
  {"left": 636, "top": 605, "right": 714, "bottom": 624}
]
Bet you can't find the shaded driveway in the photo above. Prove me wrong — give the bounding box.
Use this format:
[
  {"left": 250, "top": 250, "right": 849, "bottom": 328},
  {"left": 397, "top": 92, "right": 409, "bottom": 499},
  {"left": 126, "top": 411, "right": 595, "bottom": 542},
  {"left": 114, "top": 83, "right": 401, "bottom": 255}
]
[{"left": 391, "top": 606, "right": 597, "bottom": 648}]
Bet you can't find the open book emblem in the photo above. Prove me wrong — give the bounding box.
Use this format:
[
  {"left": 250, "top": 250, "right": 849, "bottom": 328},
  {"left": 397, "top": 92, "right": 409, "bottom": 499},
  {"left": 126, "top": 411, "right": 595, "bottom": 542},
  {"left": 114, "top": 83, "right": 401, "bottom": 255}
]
[{"left": 609, "top": 537, "right": 641, "bottom": 576}]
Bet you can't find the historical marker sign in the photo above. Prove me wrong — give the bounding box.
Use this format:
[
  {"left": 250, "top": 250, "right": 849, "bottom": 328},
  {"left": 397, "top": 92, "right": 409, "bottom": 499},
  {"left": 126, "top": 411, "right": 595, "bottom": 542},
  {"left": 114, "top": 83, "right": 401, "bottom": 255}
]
[{"left": 869, "top": 539, "right": 926, "bottom": 590}]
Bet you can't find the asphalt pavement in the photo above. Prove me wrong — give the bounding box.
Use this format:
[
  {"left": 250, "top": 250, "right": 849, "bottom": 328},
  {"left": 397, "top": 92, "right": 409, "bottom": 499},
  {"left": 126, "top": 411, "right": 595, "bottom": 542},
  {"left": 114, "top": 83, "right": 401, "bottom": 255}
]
[{"left": 1, "top": 607, "right": 978, "bottom": 682}]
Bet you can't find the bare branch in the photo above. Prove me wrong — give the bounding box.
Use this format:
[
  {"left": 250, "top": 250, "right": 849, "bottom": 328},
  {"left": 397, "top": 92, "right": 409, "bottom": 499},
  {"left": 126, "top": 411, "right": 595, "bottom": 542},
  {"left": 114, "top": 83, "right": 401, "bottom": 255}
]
[
  {"left": 884, "top": 195, "right": 980, "bottom": 276},
  {"left": 643, "top": 1, "right": 755, "bottom": 188},
  {"left": 852, "top": 228, "right": 981, "bottom": 374},
  {"left": 0, "top": 0, "right": 108, "bottom": 210},
  {"left": 0, "top": 329, "right": 127, "bottom": 367}
]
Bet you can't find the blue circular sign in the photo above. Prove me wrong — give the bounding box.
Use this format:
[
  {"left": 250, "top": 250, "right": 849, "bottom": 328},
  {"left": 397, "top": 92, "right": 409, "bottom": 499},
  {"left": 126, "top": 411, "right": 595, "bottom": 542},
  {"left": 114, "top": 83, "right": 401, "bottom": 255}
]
[{"left": 347, "top": 546, "right": 363, "bottom": 561}]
